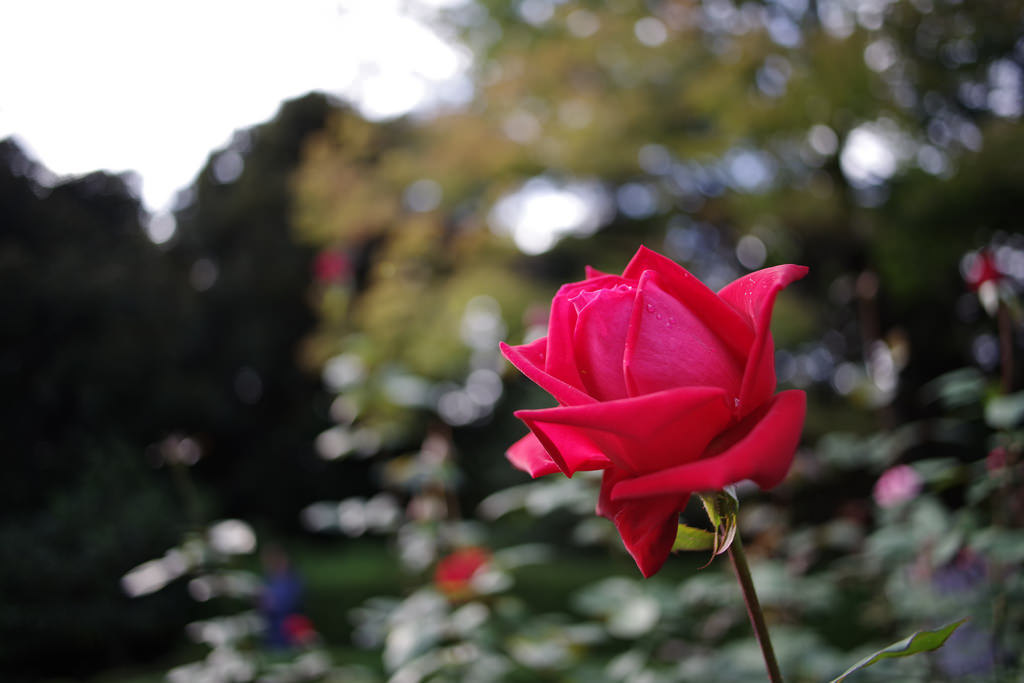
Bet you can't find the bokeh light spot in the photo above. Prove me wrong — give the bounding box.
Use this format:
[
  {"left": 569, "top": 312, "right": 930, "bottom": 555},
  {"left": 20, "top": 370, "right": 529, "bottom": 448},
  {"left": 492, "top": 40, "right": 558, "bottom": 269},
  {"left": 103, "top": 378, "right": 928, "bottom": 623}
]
[{"left": 736, "top": 235, "right": 767, "bottom": 270}]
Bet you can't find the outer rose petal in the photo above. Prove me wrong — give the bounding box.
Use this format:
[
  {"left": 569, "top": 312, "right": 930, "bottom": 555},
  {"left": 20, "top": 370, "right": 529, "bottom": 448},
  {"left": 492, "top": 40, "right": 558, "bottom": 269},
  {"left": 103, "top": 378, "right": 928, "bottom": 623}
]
[
  {"left": 500, "top": 340, "right": 595, "bottom": 407},
  {"left": 624, "top": 270, "right": 743, "bottom": 398},
  {"left": 515, "top": 386, "right": 733, "bottom": 475},
  {"left": 597, "top": 468, "right": 685, "bottom": 578},
  {"left": 544, "top": 292, "right": 587, "bottom": 392},
  {"left": 506, "top": 433, "right": 562, "bottom": 477},
  {"left": 543, "top": 274, "right": 631, "bottom": 395},
  {"left": 571, "top": 285, "right": 635, "bottom": 400},
  {"left": 718, "top": 264, "right": 809, "bottom": 326},
  {"left": 718, "top": 265, "right": 809, "bottom": 413},
  {"left": 519, "top": 414, "right": 614, "bottom": 475},
  {"left": 610, "top": 390, "right": 806, "bottom": 501},
  {"left": 622, "top": 246, "right": 754, "bottom": 359}
]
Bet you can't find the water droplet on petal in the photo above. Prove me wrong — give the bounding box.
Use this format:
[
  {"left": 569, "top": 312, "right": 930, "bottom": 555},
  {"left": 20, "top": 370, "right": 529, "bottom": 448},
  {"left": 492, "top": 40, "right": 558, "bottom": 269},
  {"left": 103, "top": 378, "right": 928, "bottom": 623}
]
[
  {"left": 646, "top": 303, "right": 655, "bottom": 313},
  {"left": 656, "top": 313, "right": 662, "bottom": 320}
]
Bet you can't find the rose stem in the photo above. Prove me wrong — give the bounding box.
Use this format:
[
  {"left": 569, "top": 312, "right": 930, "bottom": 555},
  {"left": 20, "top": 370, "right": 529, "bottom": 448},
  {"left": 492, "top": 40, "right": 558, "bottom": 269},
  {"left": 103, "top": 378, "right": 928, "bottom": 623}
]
[
  {"left": 727, "top": 531, "right": 784, "bottom": 683},
  {"left": 998, "top": 300, "right": 1014, "bottom": 394}
]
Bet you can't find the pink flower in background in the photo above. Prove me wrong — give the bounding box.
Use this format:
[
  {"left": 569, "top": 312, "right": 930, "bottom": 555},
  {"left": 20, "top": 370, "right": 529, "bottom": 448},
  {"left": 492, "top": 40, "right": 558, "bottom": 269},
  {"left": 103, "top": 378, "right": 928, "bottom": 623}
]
[
  {"left": 873, "top": 465, "right": 922, "bottom": 508},
  {"left": 501, "top": 246, "right": 807, "bottom": 577},
  {"left": 986, "top": 447, "right": 1008, "bottom": 473}
]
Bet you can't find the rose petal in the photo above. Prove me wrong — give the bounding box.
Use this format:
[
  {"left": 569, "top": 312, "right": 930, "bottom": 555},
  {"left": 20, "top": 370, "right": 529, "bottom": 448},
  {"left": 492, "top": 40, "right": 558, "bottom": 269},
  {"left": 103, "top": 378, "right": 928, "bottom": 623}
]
[
  {"left": 610, "top": 390, "right": 806, "bottom": 500},
  {"left": 718, "top": 265, "right": 808, "bottom": 413},
  {"left": 622, "top": 246, "right": 754, "bottom": 358},
  {"left": 517, "top": 414, "right": 613, "bottom": 476},
  {"left": 562, "top": 273, "right": 633, "bottom": 295},
  {"left": 515, "top": 386, "right": 733, "bottom": 475},
  {"left": 597, "top": 468, "right": 685, "bottom": 578},
  {"left": 585, "top": 265, "right": 609, "bottom": 279},
  {"left": 500, "top": 340, "right": 595, "bottom": 407},
  {"left": 624, "top": 270, "right": 744, "bottom": 398},
  {"left": 506, "top": 433, "right": 562, "bottom": 477},
  {"left": 544, "top": 292, "right": 587, "bottom": 392},
  {"left": 571, "top": 285, "right": 635, "bottom": 400},
  {"left": 738, "top": 330, "right": 776, "bottom": 416},
  {"left": 542, "top": 275, "right": 632, "bottom": 395},
  {"left": 717, "top": 264, "right": 809, "bottom": 326}
]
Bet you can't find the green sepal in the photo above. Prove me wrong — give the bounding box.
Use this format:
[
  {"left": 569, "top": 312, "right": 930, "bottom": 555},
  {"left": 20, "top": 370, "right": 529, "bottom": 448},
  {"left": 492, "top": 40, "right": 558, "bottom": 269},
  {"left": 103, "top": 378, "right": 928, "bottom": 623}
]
[
  {"left": 697, "top": 486, "right": 739, "bottom": 558},
  {"left": 829, "top": 617, "right": 968, "bottom": 682}
]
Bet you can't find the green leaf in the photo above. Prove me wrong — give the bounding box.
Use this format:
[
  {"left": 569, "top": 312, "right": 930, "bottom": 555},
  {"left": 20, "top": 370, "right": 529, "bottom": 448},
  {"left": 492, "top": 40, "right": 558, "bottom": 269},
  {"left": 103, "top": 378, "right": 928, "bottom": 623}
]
[
  {"left": 924, "top": 367, "right": 986, "bottom": 409},
  {"left": 672, "top": 524, "right": 716, "bottom": 552},
  {"left": 829, "top": 618, "right": 968, "bottom": 682},
  {"left": 985, "top": 392, "right": 1024, "bottom": 430}
]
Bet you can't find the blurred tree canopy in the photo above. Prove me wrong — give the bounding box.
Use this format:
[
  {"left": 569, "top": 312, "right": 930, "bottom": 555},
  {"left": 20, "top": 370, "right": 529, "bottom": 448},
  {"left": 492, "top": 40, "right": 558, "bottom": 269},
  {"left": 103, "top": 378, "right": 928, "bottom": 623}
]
[
  {"left": 294, "top": 0, "right": 1024, "bottom": 444},
  {"left": 0, "top": 94, "right": 343, "bottom": 678},
  {"left": 165, "top": 93, "right": 349, "bottom": 524},
  {"left": 0, "top": 140, "right": 190, "bottom": 677}
]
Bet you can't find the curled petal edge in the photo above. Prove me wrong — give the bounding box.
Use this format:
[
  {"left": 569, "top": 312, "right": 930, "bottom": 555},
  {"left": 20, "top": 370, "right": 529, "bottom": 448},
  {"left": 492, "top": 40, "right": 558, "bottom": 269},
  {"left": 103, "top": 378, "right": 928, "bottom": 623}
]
[
  {"left": 505, "top": 433, "right": 562, "bottom": 478},
  {"left": 515, "top": 386, "right": 731, "bottom": 475},
  {"left": 500, "top": 341, "right": 595, "bottom": 407},
  {"left": 717, "top": 264, "right": 809, "bottom": 328},
  {"left": 610, "top": 390, "right": 806, "bottom": 501},
  {"left": 724, "top": 265, "right": 809, "bottom": 411}
]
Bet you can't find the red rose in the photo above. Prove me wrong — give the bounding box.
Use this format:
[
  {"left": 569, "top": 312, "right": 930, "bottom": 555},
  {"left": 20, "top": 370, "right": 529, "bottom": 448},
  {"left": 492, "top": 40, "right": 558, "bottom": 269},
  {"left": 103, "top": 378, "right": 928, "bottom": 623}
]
[
  {"left": 500, "top": 246, "right": 807, "bottom": 577},
  {"left": 282, "top": 613, "right": 317, "bottom": 646},
  {"left": 434, "top": 547, "right": 491, "bottom": 600}
]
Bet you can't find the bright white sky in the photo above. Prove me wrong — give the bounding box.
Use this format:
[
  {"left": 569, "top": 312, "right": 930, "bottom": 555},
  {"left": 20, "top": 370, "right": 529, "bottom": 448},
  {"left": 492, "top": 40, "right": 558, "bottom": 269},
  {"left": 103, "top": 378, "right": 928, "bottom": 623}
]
[{"left": 0, "top": 0, "right": 469, "bottom": 212}]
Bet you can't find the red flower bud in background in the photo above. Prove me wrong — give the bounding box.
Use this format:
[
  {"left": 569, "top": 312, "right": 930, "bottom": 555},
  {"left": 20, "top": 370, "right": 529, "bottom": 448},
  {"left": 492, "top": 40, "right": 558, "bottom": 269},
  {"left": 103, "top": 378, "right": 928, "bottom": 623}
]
[
  {"left": 314, "top": 249, "right": 350, "bottom": 284},
  {"left": 963, "top": 249, "right": 1004, "bottom": 317},
  {"left": 434, "top": 547, "right": 491, "bottom": 600},
  {"left": 501, "top": 246, "right": 807, "bottom": 577},
  {"left": 964, "top": 250, "right": 1002, "bottom": 291},
  {"left": 282, "top": 613, "right": 318, "bottom": 647}
]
